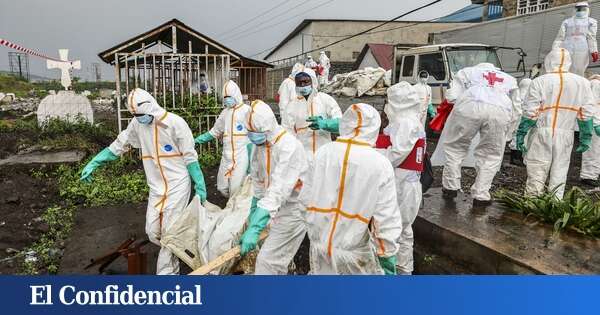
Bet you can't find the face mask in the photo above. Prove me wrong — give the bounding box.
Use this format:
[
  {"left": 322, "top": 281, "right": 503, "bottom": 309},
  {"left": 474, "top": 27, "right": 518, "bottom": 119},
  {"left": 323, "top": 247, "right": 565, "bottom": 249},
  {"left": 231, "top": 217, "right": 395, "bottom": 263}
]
[
  {"left": 295, "top": 86, "right": 312, "bottom": 96},
  {"left": 419, "top": 77, "right": 428, "bottom": 84},
  {"left": 135, "top": 114, "right": 154, "bottom": 124},
  {"left": 576, "top": 11, "right": 587, "bottom": 18},
  {"left": 248, "top": 132, "right": 266, "bottom": 145},
  {"left": 223, "top": 96, "right": 237, "bottom": 108}
]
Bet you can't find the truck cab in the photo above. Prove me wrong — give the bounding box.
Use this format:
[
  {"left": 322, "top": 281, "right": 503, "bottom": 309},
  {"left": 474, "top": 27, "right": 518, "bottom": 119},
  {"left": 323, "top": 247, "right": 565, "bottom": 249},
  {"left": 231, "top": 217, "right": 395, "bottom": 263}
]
[{"left": 393, "top": 44, "right": 503, "bottom": 105}]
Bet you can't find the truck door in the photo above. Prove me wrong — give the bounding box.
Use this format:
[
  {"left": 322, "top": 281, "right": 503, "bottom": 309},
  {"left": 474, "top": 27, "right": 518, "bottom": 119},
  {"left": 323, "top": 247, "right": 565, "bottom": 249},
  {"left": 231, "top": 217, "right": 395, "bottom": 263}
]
[{"left": 416, "top": 52, "right": 447, "bottom": 105}]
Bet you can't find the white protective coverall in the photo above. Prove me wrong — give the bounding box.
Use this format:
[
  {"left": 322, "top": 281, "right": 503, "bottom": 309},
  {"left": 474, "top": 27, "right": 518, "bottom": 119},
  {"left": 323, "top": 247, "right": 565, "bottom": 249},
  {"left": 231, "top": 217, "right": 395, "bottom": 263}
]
[
  {"left": 208, "top": 81, "right": 251, "bottom": 197},
  {"left": 383, "top": 82, "right": 425, "bottom": 274},
  {"left": 282, "top": 69, "right": 342, "bottom": 160},
  {"left": 509, "top": 78, "right": 533, "bottom": 149},
  {"left": 300, "top": 103, "right": 402, "bottom": 275},
  {"left": 554, "top": 3, "right": 598, "bottom": 77},
  {"left": 581, "top": 75, "right": 600, "bottom": 180},
  {"left": 277, "top": 63, "right": 305, "bottom": 124},
  {"left": 318, "top": 51, "right": 331, "bottom": 86},
  {"left": 109, "top": 88, "right": 198, "bottom": 274},
  {"left": 442, "top": 63, "right": 519, "bottom": 201},
  {"left": 523, "top": 48, "right": 595, "bottom": 198},
  {"left": 414, "top": 74, "right": 433, "bottom": 126},
  {"left": 246, "top": 100, "right": 309, "bottom": 275},
  {"left": 305, "top": 56, "right": 317, "bottom": 69}
]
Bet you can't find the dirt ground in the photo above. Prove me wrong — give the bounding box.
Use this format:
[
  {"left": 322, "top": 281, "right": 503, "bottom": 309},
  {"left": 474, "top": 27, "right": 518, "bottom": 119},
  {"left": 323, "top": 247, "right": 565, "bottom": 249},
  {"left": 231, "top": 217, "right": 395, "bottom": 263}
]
[{"left": 0, "top": 164, "right": 61, "bottom": 274}]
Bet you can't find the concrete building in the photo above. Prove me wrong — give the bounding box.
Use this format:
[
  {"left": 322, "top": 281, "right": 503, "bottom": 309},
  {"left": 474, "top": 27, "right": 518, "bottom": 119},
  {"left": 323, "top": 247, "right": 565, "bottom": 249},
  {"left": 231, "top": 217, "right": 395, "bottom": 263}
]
[
  {"left": 263, "top": 19, "right": 472, "bottom": 67},
  {"left": 263, "top": 19, "right": 471, "bottom": 100},
  {"left": 503, "top": 0, "right": 581, "bottom": 17}
]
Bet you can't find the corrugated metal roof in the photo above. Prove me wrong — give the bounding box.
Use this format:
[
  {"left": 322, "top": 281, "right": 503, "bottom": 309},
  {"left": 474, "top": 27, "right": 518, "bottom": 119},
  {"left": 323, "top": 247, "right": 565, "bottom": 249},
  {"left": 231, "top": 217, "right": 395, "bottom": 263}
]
[{"left": 436, "top": 4, "right": 483, "bottom": 22}]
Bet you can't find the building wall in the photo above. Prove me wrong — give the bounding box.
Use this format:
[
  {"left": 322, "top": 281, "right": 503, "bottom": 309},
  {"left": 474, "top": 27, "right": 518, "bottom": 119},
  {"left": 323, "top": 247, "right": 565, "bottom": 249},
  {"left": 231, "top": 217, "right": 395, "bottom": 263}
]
[
  {"left": 504, "top": 0, "right": 580, "bottom": 17},
  {"left": 265, "top": 23, "right": 314, "bottom": 62},
  {"left": 308, "top": 21, "right": 472, "bottom": 63}
]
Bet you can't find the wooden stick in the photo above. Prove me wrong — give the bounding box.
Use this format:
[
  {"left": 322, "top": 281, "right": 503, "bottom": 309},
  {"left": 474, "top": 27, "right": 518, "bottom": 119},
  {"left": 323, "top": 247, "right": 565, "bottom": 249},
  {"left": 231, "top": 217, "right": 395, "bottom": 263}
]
[{"left": 189, "top": 231, "right": 268, "bottom": 275}]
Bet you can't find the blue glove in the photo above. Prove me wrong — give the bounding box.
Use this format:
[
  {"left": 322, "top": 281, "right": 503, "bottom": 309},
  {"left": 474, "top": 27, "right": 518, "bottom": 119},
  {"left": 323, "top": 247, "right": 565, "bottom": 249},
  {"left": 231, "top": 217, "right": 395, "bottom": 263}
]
[
  {"left": 80, "top": 148, "right": 118, "bottom": 183},
  {"left": 239, "top": 205, "right": 270, "bottom": 256},
  {"left": 246, "top": 143, "right": 253, "bottom": 175},
  {"left": 194, "top": 132, "right": 215, "bottom": 145},
  {"left": 595, "top": 125, "right": 600, "bottom": 137},
  {"left": 378, "top": 256, "right": 397, "bottom": 275},
  {"left": 516, "top": 117, "right": 537, "bottom": 153},
  {"left": 249, "top": 196, "right": 259, "bottom": 216},
  {"left": 186, "top": 161, "right": 207, "bottom": 202},
  {"left": 427, "top": 103, "right": 436, "bottom": 118},
  {"left": 577, "top": 119, "right": 593, "bottom": 153},
  {"left": 307, "top": 116, "right": 340, "bottom": 134}
]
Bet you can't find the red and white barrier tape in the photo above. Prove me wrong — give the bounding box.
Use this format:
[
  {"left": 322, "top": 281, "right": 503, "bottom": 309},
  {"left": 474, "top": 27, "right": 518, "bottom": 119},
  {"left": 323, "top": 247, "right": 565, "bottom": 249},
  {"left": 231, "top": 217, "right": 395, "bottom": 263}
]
[{"left": 0, "top": 37, "right": 70, "bottom": 63}]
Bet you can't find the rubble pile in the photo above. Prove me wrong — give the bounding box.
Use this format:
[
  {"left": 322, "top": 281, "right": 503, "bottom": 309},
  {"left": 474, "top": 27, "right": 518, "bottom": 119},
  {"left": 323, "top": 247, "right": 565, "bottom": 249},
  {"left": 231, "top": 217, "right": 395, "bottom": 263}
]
[{"left": 321, "top": 67, "right": 392, "bottom": 97}]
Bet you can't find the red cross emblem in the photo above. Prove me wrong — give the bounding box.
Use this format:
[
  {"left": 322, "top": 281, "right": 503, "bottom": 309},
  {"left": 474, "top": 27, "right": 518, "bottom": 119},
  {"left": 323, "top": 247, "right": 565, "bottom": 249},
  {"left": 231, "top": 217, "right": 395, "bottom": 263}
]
[{"left": 483, "top": 72, "right": 504, "bottom": 86}]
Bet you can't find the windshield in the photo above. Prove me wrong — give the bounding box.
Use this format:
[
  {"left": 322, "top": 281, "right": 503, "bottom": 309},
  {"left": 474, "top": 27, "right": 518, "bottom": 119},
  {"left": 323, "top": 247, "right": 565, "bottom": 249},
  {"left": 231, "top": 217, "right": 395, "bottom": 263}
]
[{"left": 446, "top": 48, "right": 501, "bottom": 75}]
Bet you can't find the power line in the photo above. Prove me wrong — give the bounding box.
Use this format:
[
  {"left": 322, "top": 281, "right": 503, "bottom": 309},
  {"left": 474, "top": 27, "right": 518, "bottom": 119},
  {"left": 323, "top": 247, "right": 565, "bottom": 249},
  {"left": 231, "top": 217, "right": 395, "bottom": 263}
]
[
  {"left": 223, "top": 0, "right": 333, "bottom": 42},
  {"left": 263, "top": 0, "right": 486, "bottom": 63},
  {"left": 218, "top": 0, "right": 305, "bottom": 37}
]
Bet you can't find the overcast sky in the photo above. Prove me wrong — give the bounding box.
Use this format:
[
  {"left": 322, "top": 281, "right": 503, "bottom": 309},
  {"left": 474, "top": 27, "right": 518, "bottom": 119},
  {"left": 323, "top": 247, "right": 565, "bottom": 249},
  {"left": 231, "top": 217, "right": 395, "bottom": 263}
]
[{"left": 0, "top": 0, "right": 469, "bottom": 81}]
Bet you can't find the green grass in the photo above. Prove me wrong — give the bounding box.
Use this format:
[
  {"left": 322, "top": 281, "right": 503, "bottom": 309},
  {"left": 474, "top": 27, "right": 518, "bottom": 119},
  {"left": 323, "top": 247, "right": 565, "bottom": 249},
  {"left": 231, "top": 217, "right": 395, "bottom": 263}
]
[{"left": 495, "top": 187, "right": 600, "bottom": 238}]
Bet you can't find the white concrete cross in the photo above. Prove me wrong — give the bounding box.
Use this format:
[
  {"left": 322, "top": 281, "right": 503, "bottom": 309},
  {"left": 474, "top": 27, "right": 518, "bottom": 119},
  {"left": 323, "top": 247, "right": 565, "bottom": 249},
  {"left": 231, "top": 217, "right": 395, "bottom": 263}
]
[{"left": 47, "top": 49, "right": 81, "bottom": 90}]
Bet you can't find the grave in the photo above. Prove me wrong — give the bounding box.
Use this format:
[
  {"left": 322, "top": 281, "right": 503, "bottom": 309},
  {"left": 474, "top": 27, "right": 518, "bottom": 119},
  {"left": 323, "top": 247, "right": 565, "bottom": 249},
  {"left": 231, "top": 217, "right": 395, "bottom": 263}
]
[{"left": 36, "top": 49, "right": 93, "bottom": 124}]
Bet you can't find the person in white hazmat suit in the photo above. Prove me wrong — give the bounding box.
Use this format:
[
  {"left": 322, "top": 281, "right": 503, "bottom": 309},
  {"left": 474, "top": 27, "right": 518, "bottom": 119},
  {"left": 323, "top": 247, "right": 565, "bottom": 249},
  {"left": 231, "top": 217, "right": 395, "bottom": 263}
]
[
  {"left": 277, "top": 63, "right": 305, "bottom": 124},
  {"left": 299, "top": 103, "right": 402, "bottom": 275},
  {"left": 380, "top": 82, "right": 426, "bottom": 275},
  {"left": 194, "top": 80, "right": 251, "bottom": 198},
  {"left": 282, "top": 69, "right": 342, "bottom": 160},
  {"left": 441, "top": 63, "right": 519, "bottom": 205},
  {"left": 508, "top": 78, "right": 532, "bottom": 166},
  {"left": 554, "top": 2, "right": 599, "bottom": 77},
  {"left": 80, "top": 88, "right": 207, "bottom": 275},
  {"left": 318, "top": 51, "right": 331, "bottom": 86},
  {"left": 516, "top": 48, "right": 595, "bottom": 199},
  {"left": 580, "top": 75, "right": 600, "bottom": 186},
  {"left": 414, "top": 70, "right": 437, "bottom": 126},
  {"left": 305, "top": 55, "right": 317, "bottom": 69},
  {"left": 237, "top": 100, "right": 309, "bottom": 275}
]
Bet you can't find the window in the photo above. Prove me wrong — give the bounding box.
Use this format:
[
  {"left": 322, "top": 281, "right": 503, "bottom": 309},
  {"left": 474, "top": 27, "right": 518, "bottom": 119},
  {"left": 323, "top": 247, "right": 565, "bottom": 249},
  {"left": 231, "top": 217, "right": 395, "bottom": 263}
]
[
  {"left": 446, "top": 48, "right": 501, "bottom": 75},
  {"left": 352, "top": 51, "right": 360, "bottom": 59},
  {"left": 418, "top": 53, "right": 445, "bottom": 80},
  {"left": 517, "top": 0, "right": 549, "bottom": 16},
  {"left": 402, "top": 55, "right": 415, "bottom": 77}
]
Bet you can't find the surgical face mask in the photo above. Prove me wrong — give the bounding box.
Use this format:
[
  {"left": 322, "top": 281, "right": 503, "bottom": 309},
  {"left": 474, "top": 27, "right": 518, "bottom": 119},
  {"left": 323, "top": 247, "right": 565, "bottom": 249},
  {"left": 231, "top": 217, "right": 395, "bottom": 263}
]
[
  {"left": 419, "top": 76, "right": 428, "bottom": 84},
  {"left": 576, "top": 8, "right": 589, "bottom": 18},
  {"left": 295, "top": 85, "right": 312, "bottom": 96},
  {"left": 135, "top": 114, "right": 154, "bottom": 124},
  {"left": 248, "top": 132, "right": 266, "bottom": 145},
  {"left": 223, "top": 96, "right": 237, "bottom": 108}
]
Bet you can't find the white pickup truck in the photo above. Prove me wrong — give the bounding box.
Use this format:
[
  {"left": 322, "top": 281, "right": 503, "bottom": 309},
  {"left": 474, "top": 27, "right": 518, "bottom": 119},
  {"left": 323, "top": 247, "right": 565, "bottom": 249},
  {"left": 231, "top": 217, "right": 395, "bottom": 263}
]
[{"left": 392, "top": 44, "right": 527, "bottom": 105}]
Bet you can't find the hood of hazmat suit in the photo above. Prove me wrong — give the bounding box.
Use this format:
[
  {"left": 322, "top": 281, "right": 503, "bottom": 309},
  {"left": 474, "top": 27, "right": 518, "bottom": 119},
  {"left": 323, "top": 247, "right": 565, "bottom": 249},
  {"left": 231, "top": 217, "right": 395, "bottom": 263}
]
[
  {"left": 208, "top": 80, "right": 251, "bottom": 197},
  {"left": 523, "top": 48, "right": 595, "bottom": 198},
  {"left": 282, "top": 68, "right": 342, "bottom": 158},
  {"left": 300, "top": 103, "right": 402, "bottom": 274},
  {"left": 383, "top": 83, "right": 425, "bottom": 274},
  {"left": 245, "top": 100, "right": 309, "bottom": 275},
  {"left": 111, "top": 88, "right": 198, "bottom": 274}
]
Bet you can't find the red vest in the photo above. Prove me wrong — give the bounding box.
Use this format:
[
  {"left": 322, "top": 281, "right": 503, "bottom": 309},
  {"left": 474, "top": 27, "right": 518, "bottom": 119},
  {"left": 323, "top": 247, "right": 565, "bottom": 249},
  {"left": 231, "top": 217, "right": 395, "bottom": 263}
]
[{"left": 375, "top": 134, "right": 426, "bottom": 172}]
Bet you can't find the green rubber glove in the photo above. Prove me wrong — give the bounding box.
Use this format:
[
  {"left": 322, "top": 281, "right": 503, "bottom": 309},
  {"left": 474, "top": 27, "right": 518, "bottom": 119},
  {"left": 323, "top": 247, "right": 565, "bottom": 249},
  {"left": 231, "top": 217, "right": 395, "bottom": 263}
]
[
  {"left": 239, "top": 206, "right": 270, "bottom": 256},
  {"left": 577, "top": 119, "right": 593, "bottom": 153},
  {"left": 194, "top": 132, "right": 215, "bottom": 145},
  {"left": 594, "top": 125, "right": 600, "bottom": 137},
  {"left": 246, "top": 143, "right": 253, "bottom": 175},
  {"left": 516, "top": 117, "right": 537, "bottom": 153},
  {"left": 307, "top": 116, "right": 340, "bottom": 134},
  {"left": 80, "top": 148, "right": 119, "bottom": 183},
  {"left": 378, "top": 256, "right": 397, "bottom": 275},
  {"left": 427, "top": 103, "right": 437, "bottom": 118},
  {"left": 186, "top": 161, "right": 207, "bottom": 202},
  {"left": 249, "top": 196, "right": 259, "bottom": 216}
]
